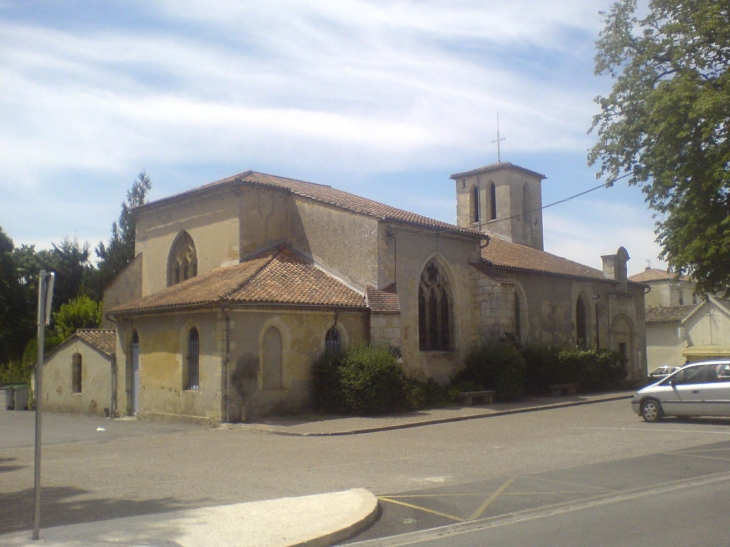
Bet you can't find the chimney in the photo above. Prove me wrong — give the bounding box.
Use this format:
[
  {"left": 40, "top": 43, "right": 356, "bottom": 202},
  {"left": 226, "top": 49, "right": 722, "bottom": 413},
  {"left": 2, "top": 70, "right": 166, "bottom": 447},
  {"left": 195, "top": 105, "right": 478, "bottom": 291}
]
[{"left": 602, "top": 247, "right": 630, "bottom": 291}]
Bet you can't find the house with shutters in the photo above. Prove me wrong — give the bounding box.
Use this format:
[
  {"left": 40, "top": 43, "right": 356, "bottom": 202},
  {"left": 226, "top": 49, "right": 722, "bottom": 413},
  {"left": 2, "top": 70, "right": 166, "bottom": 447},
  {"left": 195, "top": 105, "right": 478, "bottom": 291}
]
[
  {"left": 629, "top": 268, "right": 730, "bottom": 368},
  {"left": 44, "top": 162, "right": 647, "bottom": 423}
]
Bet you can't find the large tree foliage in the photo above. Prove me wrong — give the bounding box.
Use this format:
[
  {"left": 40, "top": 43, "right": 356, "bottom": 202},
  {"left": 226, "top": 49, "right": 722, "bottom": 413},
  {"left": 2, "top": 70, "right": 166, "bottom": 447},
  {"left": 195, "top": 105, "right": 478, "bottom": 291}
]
[
  {"left": 0, "top": 226, "right": 29, "bottom": 360},
  {"left": 94, "top": 171, "right": 151, "bottom": 296},
  {"left": 589, "top": 0, "right": 730, "bottom": 295}
]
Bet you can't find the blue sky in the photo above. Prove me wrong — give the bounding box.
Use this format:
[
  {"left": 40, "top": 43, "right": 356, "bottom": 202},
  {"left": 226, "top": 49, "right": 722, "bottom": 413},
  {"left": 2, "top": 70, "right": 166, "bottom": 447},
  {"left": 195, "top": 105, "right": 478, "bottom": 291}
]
[{"left": 0, "top": 0, "right": 664, "bottom": 275}]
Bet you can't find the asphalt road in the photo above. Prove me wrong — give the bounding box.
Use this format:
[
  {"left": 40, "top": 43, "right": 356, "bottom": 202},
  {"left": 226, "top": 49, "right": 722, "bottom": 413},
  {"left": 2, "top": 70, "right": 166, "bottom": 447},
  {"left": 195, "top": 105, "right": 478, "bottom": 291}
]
[
  {"left": 3, "top": 400, "right": 730, "bottom": 540},
  {"left": 351, "top": 473, "right": 730, "bottom": 547}
]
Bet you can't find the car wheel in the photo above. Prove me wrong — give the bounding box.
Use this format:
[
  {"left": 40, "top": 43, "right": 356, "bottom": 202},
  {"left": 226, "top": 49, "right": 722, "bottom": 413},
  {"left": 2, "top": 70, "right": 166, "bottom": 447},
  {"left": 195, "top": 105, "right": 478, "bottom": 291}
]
[{"left": 640, "top": 399, "right": 663, "bottom": 423}]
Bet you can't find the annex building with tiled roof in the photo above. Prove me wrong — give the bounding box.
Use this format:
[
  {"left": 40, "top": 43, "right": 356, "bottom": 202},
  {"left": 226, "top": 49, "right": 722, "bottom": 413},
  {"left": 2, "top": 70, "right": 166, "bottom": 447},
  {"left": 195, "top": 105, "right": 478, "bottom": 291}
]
[
  {"left": 39, "top": 329, "right": 117, "bottom": 417},
  {"left": 629, "top": 267, "right": 730, "bottom": 368},
  {"left": 51, "top": 161, "right": 646, "bottom": 424}
]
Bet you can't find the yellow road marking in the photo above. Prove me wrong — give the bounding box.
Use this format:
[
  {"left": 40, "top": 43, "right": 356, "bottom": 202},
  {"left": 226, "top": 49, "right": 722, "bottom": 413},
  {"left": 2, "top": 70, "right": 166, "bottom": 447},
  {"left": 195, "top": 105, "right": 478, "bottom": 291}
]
[
  {"left": 469, "top": 476, "right": 516, "bottom": 521},
  {"left": 378, "top": 496, "right": 464, "bottom": 522}
]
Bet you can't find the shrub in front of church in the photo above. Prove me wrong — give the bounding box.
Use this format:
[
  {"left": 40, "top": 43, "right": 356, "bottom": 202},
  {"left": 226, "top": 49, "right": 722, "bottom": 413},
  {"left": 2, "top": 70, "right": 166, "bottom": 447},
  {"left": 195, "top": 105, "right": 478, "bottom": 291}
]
[
  {"left": 404, "top": 377, "right": 454, "bottom": 410},
  {"left": 455, "top": 342, "right": 527, "bottom": 402},
  {"left": 311, "top": 343, "right": 407, "bottom": 416},
  {"left": 566, "top": 348, "right": 626, "bottom": 392},
  {"left": 521, "top": 344, "right": 562, "bottom": 396},
  {"left": 521, "top": 345, "right": 627, "bottom": 394}
]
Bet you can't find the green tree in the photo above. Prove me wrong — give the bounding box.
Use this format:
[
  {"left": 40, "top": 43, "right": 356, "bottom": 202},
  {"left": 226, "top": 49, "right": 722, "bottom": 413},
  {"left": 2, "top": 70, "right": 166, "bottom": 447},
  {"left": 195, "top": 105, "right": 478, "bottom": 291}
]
[
  {"left": 94, "top": 171, "right": 151, "bottom": 297},
  {"left": 53, "top": 295, "right": 102, "bottom": 340},
  {"left": 589, "top": 0, "right": 730, "bottom": 295},
  {"left": 0, "top": 226, "right": 29, "bottom": 360},
  {"left": 48, "top": 237, "right": 91, "bottom": 312}
]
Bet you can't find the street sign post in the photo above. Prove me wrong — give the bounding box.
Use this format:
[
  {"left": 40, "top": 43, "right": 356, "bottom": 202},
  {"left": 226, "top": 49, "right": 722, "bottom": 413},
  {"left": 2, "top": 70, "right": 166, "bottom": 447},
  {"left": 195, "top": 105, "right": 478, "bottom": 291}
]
[{"left": 33, "top": 270, "right": 54, "bottom": 540}]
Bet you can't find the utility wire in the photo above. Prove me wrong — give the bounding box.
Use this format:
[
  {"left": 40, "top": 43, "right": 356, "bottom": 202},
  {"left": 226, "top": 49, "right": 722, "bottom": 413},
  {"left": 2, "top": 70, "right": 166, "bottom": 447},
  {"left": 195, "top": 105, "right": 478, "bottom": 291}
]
[{"left": 483, "top": 172, "right": 631, "bottom": 227}]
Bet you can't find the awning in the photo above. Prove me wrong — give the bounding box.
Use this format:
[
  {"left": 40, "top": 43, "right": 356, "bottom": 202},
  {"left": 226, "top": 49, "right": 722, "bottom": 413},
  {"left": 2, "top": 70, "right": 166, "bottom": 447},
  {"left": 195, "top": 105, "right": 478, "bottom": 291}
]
[{"left": 682, "top": 345, "right": 730, "bottom": 362}]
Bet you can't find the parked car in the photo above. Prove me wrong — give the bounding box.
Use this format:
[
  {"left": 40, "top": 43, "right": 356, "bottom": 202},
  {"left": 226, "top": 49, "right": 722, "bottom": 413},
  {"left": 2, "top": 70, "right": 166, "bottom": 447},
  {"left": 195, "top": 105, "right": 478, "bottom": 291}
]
[
  {"left": 632, "top": 360, "right": 730, "bottom": 422},
  {"left": 648, "top": 365, "right": 681, "bottom": 380}
]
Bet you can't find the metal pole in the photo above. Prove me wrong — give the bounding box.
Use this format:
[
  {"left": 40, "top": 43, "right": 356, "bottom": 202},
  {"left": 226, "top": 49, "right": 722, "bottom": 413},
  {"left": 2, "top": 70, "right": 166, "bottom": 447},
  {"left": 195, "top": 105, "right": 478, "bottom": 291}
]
[{"left": 32, "top": 271, "right": 48, "bottom": 540}]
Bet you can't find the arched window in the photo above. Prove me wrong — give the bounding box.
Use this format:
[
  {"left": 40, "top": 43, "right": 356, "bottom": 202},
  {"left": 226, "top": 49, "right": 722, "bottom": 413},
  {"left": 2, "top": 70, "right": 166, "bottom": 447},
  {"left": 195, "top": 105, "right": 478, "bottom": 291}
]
[
  {"left": 418, "top": 260, "right": 453, "bottom": 351},
  {"left": 488, "top": 182, "right": 497, "bottom": 220},
  {"left": 514, "top": 292, "right": 521, "bottom": 341},
  {"left": 471, "top": 185, "right": 481, "bottom": 224},
  {"left": 186, "top": 328, "right": 200, "bottom": 390},
  {"left": 263, "top": 327, "right": 283, "bottom": 389},
  {"left": 576, "top": 296, "right": 587, "bottom": 347},
  {"left": 523, "top": 182, "right": 530, "bottom": 224},
  {"left": 325, "top": 326, "right": 341, "bottom": 354},
  {"left": 130, "top": 330, "right": 140, "bottom": 415},
  {"left": 169, "top": 232, "right": 198, "bottom": 286},
  {"left": 72, "top": 353, "right": 82, "bottom": 393}
]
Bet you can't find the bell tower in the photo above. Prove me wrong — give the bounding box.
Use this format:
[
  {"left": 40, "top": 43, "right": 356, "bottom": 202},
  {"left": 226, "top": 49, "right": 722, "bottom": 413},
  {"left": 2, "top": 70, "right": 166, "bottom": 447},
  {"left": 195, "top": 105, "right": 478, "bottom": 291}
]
[{"left": 450, "top": 162, "right": 546, "bottom": 251}]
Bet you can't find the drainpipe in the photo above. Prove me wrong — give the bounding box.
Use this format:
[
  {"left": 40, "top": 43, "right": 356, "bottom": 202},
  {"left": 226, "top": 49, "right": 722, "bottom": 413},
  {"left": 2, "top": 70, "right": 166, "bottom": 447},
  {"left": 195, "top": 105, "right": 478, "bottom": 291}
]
[
  {"left": 107, "top": 314, "right": 118, "bottom": 419},
  {"left": 110, "top": 353, "right": 117, "bottom": 419},
  {"left": 223, "top": 308, "right": 231, "bottom": 424}
]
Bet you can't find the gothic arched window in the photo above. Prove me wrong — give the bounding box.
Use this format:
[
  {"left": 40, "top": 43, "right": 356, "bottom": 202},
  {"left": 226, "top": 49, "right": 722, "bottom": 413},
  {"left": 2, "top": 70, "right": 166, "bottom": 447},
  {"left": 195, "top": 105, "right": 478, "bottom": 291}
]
[
  {"left": 186, "top": 328, "right": 200, "bottom": 390},
  {"left": 169, "top": 232, "right": 198, "bottom": 286},
  {"left": 72, "top": 353, "right": 82, "bottom": 393},
  {"left": 472, "top": 185, "right": 481, "bottom": 224},
  {"left": 325, "top": 326, "right": 341, "bottom": 354},
  {"left": 488, "top": 182, "right": 497, "bottom": 220},
  {"left": 576, "top": 295, "right": 587, "bottom": 347},
  {"left": 418, "top": 260, "right": 453, "bottom": 351},
  {"left": 263, "top": 327, "right": 283, "bottom": 390}
]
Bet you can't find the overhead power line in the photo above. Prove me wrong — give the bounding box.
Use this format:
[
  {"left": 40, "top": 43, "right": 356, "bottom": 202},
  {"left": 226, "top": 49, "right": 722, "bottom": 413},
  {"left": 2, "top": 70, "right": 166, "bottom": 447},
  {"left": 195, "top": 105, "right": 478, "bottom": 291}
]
[{"left": 484, "top": 172, "right": 631, "bottom": 226}]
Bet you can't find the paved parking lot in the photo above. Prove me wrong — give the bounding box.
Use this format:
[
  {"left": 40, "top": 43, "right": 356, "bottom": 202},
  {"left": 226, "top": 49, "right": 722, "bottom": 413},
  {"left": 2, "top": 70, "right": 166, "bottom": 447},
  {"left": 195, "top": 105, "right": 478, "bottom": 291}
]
[{"left": 347, "top": 435, "right": 730, "bottom": 542}]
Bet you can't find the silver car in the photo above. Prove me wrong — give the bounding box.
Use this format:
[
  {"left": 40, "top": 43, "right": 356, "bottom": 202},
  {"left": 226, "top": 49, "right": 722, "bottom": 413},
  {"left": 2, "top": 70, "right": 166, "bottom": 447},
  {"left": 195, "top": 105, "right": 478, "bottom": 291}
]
[{"left": 632, "top": 360, "right": 730, "bottom": 422}]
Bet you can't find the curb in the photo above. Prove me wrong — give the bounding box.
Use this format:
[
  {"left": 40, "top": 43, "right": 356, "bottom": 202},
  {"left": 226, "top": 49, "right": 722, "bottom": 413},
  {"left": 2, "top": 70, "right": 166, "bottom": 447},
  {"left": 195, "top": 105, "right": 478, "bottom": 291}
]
[
  {"left": 242, "top": 394, "right": 634, "bottom": 437},
  {"left": 286, "top": 488, "right": 379, "bottom": 547}
]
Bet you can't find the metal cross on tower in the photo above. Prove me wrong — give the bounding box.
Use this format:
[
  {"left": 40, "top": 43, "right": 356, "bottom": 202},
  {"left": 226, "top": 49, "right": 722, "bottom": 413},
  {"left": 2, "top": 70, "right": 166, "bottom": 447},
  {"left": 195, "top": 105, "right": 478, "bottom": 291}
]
[{"left": 491, "top": 114, "right": 506, "bottom": 163}]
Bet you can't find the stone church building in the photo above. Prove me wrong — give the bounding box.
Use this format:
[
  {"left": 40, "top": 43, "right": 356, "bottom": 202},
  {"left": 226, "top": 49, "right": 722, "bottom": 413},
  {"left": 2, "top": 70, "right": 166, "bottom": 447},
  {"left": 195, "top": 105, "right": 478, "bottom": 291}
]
[{"left": 45, "top": 162, "right": 646, "bottom": 424}]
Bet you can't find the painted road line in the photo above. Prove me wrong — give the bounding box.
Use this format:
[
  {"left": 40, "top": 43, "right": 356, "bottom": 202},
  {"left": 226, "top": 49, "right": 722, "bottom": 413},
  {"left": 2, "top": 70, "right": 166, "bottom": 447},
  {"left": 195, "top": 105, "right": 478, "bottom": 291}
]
[
  {"left": 378, "top": 496, "right": 464, "bottom": 522},
  {"left": 469, "top": 476, "right": 516, "bottom": 521}
]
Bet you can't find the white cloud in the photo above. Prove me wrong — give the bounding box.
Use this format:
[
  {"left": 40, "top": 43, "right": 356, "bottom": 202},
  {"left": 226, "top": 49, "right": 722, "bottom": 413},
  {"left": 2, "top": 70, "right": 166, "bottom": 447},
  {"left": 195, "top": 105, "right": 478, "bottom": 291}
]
[{"left": 0, "top": 1, "right": 616, "bottom": 248}]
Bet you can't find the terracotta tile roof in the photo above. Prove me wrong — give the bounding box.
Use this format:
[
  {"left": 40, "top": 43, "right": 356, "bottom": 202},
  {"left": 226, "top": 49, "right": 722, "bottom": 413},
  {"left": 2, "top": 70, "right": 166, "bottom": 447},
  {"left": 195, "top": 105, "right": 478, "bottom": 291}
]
[
  {"left": 75, "top": 329, "right": 116, "bottom": 356},
  {"left": 645, "top": 305, "right": 698, "bottom": 324},
  {"left": 628, "top": 268, "right": 692, "bottom": 283},
  {"left": 108, "top": 246, "right": 366, "bottom": 315},
  {"left": 450, "top": 162, "right": 546, "bottom": 181},
  {"left": 136, "top": 171, "right": 483, "bottom": 238},
  {"left": 481, "top": 236, "right": 607, "bottom": 281},
  {"left": 366, "top": 284, "right": 401, "bottom": 313}
]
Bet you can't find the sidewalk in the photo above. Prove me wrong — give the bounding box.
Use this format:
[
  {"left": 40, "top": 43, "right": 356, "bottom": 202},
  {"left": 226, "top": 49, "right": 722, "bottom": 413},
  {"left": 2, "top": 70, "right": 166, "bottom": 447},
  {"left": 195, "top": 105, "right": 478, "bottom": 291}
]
[
  {"left": 0, "top": 391, "right": 631, "bottom": 547},
  {"left": 0, "top": 489, "right": 378, "bottom": 547},
  {"left": 235, "top": 390, "right": 634, "bottom": 436}
]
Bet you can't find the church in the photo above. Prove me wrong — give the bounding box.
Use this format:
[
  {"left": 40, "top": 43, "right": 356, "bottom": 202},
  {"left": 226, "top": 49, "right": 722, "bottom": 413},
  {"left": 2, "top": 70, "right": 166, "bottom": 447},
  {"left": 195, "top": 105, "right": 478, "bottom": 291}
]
[{"left": 42, "top": 162, "right": 647, "bottom": 423}]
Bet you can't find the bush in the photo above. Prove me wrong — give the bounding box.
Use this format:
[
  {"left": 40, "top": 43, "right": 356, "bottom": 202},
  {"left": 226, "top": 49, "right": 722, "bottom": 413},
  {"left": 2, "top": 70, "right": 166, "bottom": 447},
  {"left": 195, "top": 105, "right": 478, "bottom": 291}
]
[
  {"left": 311, "top": 350, "right": 348, "bottom": 414},
  {"left": 455, "top": 342, "right": 526, "bottom": 402},
  {"left": 521, "top": 344, "right": 627, "bottom": 395},
  {"left": 312, "top": 344, "right": 407, "bottom": 416},
  {"left": 404, "top": 378, "right": 453, "bottom": 410},
  {"left": 0, "top": 360, "right": 33, "bottom": 386}
]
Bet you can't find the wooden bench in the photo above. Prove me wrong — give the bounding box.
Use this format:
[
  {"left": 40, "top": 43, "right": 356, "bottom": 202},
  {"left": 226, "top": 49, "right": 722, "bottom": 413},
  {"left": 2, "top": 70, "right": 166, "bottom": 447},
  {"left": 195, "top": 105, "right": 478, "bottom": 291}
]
[
  {"left": 458, "top": 390, "right": 496, "bottom": 405},
  {"left": 548, "top": 383, "right": 578, "bottom": 397}
]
